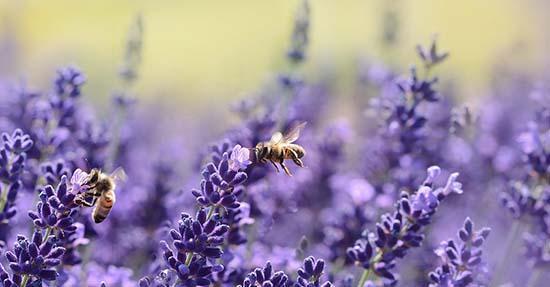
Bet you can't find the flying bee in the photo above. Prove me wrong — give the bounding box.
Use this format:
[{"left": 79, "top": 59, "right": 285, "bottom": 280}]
[
  {"left": 74, "top": 167, "right": 126, "bottom": 223},
  {"left": 254, "top": 122, "right": 307, "bottom": 176}
]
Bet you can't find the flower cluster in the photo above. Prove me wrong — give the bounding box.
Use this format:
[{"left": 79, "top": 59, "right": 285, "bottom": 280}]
[
  {"left": 238, "top": 261, "right": 290, "bottom": 287},
  {"left": 237, "top": 256, "right": 333, "bottom": 287},
  {"left": 428, "top": 217, "right": 491, "bottom": 287},
  {"left": 0, "top": 129, "right": 33, "bottom": 225},
  {"left": 1, "top": 230, "right": 65, "bottom": 285},
  {"left": 192, "top": 143, "right": 250, "bottom": 211},
  {"left": 499, "top": 107, "right": 550, "bottom": 271},
  {"left": 381, "top": 39, "right": 446, "bottom": 154},
  {"left": 28, "top": 176, "right": 79, "bottom": 237},
  {"left": 295, "top": 256, "right": 333, "bottom": 287},
  {"left": 286, "top": 0, "right": 310, "bottom": 63},
  {"left": 152, "top": 209, "right": 228, "bottom": 286},
  {"left": 347, "top": 166, "right": 463, "bottom": 285}
]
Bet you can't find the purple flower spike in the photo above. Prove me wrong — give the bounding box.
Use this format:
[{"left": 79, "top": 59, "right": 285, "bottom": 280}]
[
  {"left": 429, "top": 218, "right": 490, "bottom": 286},
  {"left": 0, "top": 129, "right": 33, "bottom": 224},
  {"left": 237, "top": 261, "right": 290, "bottom": 287},
  {"left": 2, "top": 231, "right": 64, "bottom": 282},
  {"left": 54, "top": 66, "right": 86, "bottom": 98},
  {"left": 192, "top": 141, "right": 249, "bottom": 211},
  {"left": 347, "top": 167, "right": 462, "bottom": 285},
  {"left": 295, "top": 256, "right": 334, "bottom": 287}
]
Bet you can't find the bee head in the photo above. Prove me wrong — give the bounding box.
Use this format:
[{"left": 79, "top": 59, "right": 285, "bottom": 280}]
[
  {"left": 85, "top": 169, "right": 101, "bottom": 186},
  {"left": 254, "top": 143, "right": 269, "bottom": 160}
]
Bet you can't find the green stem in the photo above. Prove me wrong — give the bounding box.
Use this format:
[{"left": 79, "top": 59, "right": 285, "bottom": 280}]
[
  {"left": 357, "top": 268, "right": 371, "bottom": 287},
  {"left": 527, "top": 268, "right": 542, "bottom": 287},
  {"left": 44, "top": 227, "right": 52, "bottom": 239},
  {"left": 0, "top": 182, "right": 7, "bottom": 213},
  {"left": 491, "top": 220, "right": 522, "bottom": 286},
  {"left": 21, "top": 274, "right": 29, "bottom": 287},
  {"left": 206, "top": 206, "right": 216, "bottom": 220},
  {"left": 185, "top": 252, "right": 194, "bottom": 266}
]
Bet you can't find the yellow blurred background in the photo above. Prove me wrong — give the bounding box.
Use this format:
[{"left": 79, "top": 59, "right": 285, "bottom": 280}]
[{"left": 0, "top": 0, "right": 548, "bottom": 108}]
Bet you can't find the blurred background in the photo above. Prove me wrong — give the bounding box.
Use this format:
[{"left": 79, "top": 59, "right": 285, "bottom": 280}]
[
  {"left": 0, "top": 0, "right": 549, "bottom": 109},
  {"left": 0, "top": 2, "right": 548, "bottom": 286}
]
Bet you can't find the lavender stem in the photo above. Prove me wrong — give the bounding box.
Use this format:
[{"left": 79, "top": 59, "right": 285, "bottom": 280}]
[
  {"left": 357, "top": 268, "right": 371, "bottom": 287},
  {"left": 491, "top": 219, "right": 521, "bottom": 286},
  {"left": 20, "top": 274, "right": 29, "bottom": 287},
  {"left": 185, "top": 252, "right": 194, "bottom": 266}
]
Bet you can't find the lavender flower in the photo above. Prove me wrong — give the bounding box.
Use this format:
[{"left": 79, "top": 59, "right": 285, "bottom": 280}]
[
  {"left": 192, "top": 143, "right": 249, "bottom": 210},
  {"left": 360, "top": 39, "right": 449, "bottom": 201},
  {"left": 498, "top": 109, "right": 549, "bottom": 276},
  {"left": 229, "top": 145, "right": 252, "bottom": 172},
  {"left": 3, "top": 6, "right": 550, "bottom": 287},
  {"left": 523, "top": 231, "right": 550, "bottom": 268},
  {"left": 167, "top": 210, "right": 228, "bottom": 259},
  {"left": 3, "top": 230, "right": 65, "bottom": 285},
  {"left": 286, "top": 0, "right": 310, "bottom": 63},
  {"left": 157, "top": 243, "right": 223, "bottom": 286},
  {"left": 28, "top": 171, "right": 87, "bottom": 266},
  {"left": 119, "top": 14, "right": 144, "bottom": 84},
  {"left": 517, "top": 117, "right": 549, "bottom": 181},
  {"left": 53, "top": 66, "right": 86, "bottom": 98},
  {"left": 40, "top": 160, "right": 70, "bottom": 186},
  {"left": 295, "top": 256, "right": 333, "bottom": 287},
  {"left": 238, "top": 261, "right": 290, "bottom": 287},
  {"left": 416, "top": 36, "right": 449, "bottom": 70},
  {"left": 224, "top": 202, "right": 254, "bottom": 246},
  {"left": 347, "top": 166, "right": 462, "bottom": 285},
  {"left": 154, "top": 209, "right": 227, "bottom": 286},
  {"left": 0, "top": 129, "right": 33, "bottom": 224},
  {"left": 28, "top": 175, "right": 79, "bottom": 236},
  {"left": 428, "top": 217, "right": 491, "bottom": 287}
]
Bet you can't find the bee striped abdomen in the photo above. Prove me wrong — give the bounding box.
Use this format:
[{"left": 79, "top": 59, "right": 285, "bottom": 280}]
[
  {"left": 92, "top": 191, "right": 115, "bottom": 223},
  {"left": 92, "top": 210, "right": 108, "bottom": 223}
]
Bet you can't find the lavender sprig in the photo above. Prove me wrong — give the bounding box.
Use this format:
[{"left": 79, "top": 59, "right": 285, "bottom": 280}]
[
  {"left": 428, "top": 217, "right": 491, "bottom": 287},
  {"left": 238, "top": 261, "right": 290, "bottom": 287},
  {"left": 28, "top": 175, "right": 79, "bottom": 238},
  {"left": 54, "top": 66, "right": 86, "bottom": 98},
  {"left": 416, "top": 36, "right": 449, "bottom": 71},
  {"left": 286, "top": 0, "right": 310, "bottom": 64},
  {"left": 154, "top": 209, "right": 227, "bottom": 286},
  {"left": 1, "top": 230, "right": 65, "bottom": 286},
  {"left": 28, "top": 170, "right": 89, "bottom": 266},
  {"left": 295, "top": 256, "right": 333, "bottom": 287},
  {"left": 192, "top": 143, "right": 250, "bottom": 214},
  {"left": 347, "top": 166, "right": 463, "bottom": 286},
  {"left": 143, "top": 144, "right": 250, "bottom": 286},
  {"left": 496, "top": 108, "right": 549, "bottom": 285},
  {"left": 0, "top": 129, "right": 33, "bottom": 225}
]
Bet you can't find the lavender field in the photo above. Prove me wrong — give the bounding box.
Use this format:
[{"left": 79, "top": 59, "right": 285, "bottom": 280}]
[{"left": 0, "top": 1, "right": 548, "bottom": 286}]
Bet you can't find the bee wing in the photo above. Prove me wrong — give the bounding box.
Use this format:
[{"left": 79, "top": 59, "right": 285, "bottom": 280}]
[
  {"left": 269, "top": 132, "right": 284, "bottom": 144},
  {"left": 282, "top": 122, "right": 307, "bottom": 143},
  {"left": 110, "top": 167, "right": 128, "bottom": 184}
]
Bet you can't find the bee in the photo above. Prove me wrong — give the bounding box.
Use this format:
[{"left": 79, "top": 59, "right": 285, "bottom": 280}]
[
  {"left": 74, "top": 167, "right": 126, "bottom": 223},
  {"left": 254, "top": 122, "right": 307, "bottom": 176}
]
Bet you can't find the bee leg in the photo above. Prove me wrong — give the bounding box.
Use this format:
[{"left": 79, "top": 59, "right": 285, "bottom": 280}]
[
  {"left": 269, "top": 159, "right": 280, "bottom": 172},
  {"left": 288, "top": 150, "right": 304, "bottom": 167},
  {"left": 75, "top": 196, "right": 95, "bottom": 207},
  {"left": 279, "top": 160, "right": 292, "bottom": 176}
]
